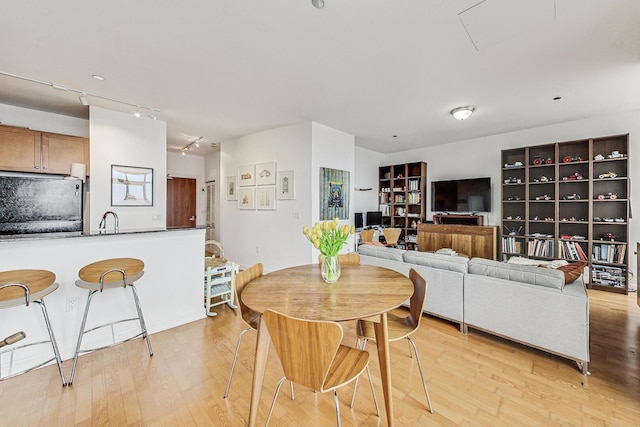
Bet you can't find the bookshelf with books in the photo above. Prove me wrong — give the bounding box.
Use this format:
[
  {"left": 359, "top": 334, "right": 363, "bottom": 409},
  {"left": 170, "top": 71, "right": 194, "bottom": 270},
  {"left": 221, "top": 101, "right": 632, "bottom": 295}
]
[
  {"left": 378, "top": 162, "right": 427, "bottom": 250},
  {"left": 501, "top": 134, "right": 630, "bottom": 294}
]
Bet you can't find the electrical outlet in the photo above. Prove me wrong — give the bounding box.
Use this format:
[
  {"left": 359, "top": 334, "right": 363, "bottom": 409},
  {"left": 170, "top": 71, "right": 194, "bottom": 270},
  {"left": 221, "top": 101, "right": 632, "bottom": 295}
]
[{"left": 66, "top": 297, "right": 80, "bottom": 312}]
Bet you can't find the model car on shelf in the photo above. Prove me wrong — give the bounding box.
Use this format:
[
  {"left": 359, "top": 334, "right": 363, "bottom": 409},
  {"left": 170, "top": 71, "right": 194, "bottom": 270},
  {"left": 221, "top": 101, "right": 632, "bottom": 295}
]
[
  {"left": 562, "top": 172, "right": 584, "bottom": 180},
  {"left": 598, "top": 172, "right": 618, "bottom": 179},
  {"left": 535, "top": 194, "right": 551, "bottom": 200},
  {"left": 607, "top": 150, "right": 626, "bottom": 159},
  {"left": 532, "top": 175, "right": 552, "bottom": 183},
  {"left": 562, "top": 155, "right": 584, "bottom": 163},
  {"left": 532, "top": 157, "right": 552, "bottom": 165},
  {"left": 615, "top": 217, "right": 625, "bottom": 222},
  {"left": 601, "top": 232, "right": 616, "bottom": 240},
  {"left": 506, "top": 196, "right": 521, "bottom": 201},
  {"left": 504, "top": 161, "right": 523, "bottom": 168},
  {"left": 562, "top": 194, "right": 581, "bottom": 200},
  {"left": 504, "top": 177, "right": 522, "bottom": 184},
  {"left": 596, "top": 193, "right": 618, "bottom": 200}
]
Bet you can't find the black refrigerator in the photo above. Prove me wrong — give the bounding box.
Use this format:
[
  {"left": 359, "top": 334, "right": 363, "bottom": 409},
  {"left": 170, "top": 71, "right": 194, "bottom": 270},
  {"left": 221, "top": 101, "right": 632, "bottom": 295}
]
[{"left": 0, "top": 176, "right": 83, "bottom": 234}]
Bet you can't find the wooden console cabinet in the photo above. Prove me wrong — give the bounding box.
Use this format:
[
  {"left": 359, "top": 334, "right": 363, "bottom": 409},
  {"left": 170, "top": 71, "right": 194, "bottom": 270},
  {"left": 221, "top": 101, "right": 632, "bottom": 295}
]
[
  {"left": 417, "top": 223, "right": 498, "bottom": 260},
  {"left": 433, "top": 214, "right": 483, "bottom": 225},
  {"left": 0, "top": 124, "right": 89, "bottom": 175}
]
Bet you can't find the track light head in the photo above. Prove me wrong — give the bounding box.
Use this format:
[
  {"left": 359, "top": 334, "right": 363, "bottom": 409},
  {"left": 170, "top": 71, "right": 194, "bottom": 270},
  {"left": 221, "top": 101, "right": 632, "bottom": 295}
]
[{"left": 79, "top": 93, "right": 89, "bottom": 106}]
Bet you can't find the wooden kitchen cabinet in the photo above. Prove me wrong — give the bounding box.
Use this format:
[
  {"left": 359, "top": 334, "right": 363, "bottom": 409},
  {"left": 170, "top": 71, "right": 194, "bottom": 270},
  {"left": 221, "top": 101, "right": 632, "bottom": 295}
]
[{"left": 0, "top": 124, "right": 89, "bottom": 175}]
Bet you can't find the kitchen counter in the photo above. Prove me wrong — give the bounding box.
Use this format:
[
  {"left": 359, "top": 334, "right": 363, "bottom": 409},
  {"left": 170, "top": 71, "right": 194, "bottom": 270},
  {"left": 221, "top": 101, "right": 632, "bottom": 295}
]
[
  {"left": 0, "top": 226, "right": 210, "bottom": 241},
  {"left": 0, "top": 227, "right": 206, "bottom": 370}
]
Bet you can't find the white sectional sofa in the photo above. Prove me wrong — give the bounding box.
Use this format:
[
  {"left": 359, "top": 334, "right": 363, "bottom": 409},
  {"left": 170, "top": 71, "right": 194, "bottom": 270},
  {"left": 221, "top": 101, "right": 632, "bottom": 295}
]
[{"left": 357, "top": 245, "right": 590, "bottom": 374}]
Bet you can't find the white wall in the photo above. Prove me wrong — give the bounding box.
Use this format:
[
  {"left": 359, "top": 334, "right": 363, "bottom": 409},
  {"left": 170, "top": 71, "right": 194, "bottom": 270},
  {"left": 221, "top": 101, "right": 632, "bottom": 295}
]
[
  {"left": 354, "top": 146, "right": 384, "bottom": 214},
  {"left": 167, "top": 152, "right": 207, "bottom": 227},
  {"left": 219, "top": 122, "right": 313, "bottom": 271},
  {"left": 89, "top": 106, "right": 167, "bottom": 230},
  {"left": 0, "top": 103, "right": 88, "bottom": 137},
  {"left": 382, "top": 109, "right": 640, "bottom": 286}
]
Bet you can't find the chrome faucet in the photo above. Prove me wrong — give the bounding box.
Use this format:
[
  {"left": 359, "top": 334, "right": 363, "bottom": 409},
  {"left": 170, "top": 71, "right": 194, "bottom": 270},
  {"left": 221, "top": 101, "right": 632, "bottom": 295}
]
[{"left": 99, "top": 211, "right": 119, "bottom": 233}]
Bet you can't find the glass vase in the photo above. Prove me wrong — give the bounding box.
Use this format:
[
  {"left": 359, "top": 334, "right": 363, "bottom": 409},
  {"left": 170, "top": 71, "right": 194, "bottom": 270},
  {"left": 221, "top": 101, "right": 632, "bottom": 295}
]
[{"left": 321, "top": 255, "right": 341, "bottom": 283}]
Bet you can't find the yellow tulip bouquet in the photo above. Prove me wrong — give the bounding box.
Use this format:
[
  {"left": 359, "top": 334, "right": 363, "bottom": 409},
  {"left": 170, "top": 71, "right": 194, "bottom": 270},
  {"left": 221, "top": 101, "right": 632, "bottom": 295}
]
[{"left": 302, "top": 218, "right": 355, "bottom": 283}]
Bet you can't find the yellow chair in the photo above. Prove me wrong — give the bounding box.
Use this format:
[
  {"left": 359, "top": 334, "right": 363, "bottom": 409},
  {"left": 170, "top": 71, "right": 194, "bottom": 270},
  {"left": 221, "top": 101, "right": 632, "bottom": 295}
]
[
  {"left": 262, "top": 309, "right": 379, "bottom": 426},
  {"left": 0, "top": 269, "right": 66, "bottom": 385},
  {"left": 360, "top": 229, "right": 375, "bottom": 243},
  {"left": 69, "top": 258, "right": 153, "bottom": 385},
  {"left": 350, "top": 268, "right": 434, "bottom": 413},
  {"left": 382, "top": 227, "right": 402, "bottom": 247}
]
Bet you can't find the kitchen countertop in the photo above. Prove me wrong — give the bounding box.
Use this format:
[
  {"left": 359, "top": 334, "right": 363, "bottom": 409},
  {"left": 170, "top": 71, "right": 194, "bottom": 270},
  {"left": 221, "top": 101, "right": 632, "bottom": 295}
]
[{"left": 0, "top": 226, "right": 211, "bottom": 242}]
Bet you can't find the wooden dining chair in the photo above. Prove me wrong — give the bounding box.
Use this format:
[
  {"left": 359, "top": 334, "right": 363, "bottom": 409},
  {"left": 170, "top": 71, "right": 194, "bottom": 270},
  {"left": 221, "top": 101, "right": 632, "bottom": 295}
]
[
  {"left": 350, "top": 268, "right": 434, "bottom": 413},
  {"left": 262, "top": 309, "right": 379, "bottom": 427},
  {"left": 317, "top": 253, "right": 361, "bottom": 266},
  {"left": 382, "top": 227, "right": 402, "bottom": 247},
  {"left": 359, "top": 229, "right": 375, "bottom": 243}
]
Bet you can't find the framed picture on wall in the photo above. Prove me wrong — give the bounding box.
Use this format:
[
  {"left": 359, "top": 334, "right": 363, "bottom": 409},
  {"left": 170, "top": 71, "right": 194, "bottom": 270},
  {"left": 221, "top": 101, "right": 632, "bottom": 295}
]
[
  {"left": 238, "top": 164, "right": 255, "bottom": 187},
  {"left": 238, "top": 188, "right": 255, "bottom": 210},
  {"left": 277, "top": 170, "right": 295, "bottom": 200},
  {"left": 256, "top": 187, "right": 276, "bottom": 210},
  {"left": 226, "top": 176, "right": 237, "bottom": 201},
  {"left": 111, "top": 165, "right": 153, "bottom": 206},
  {"left": 255, "top": 162, "right": 276, "bottom": 186}
]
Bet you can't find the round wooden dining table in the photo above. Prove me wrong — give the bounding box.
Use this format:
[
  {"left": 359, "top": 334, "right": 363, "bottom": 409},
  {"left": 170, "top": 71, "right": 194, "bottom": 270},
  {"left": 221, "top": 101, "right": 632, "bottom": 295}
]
[{"left": 242, "top": 263, "right": 414, "bottom": 427}]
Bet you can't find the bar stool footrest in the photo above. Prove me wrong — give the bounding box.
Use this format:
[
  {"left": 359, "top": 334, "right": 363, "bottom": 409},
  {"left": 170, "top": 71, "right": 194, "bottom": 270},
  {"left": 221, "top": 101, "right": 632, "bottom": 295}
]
[
  {"left": 76, "top": 318, "right": 148, "bottom": 355},
  {"left": 0, "top": 340, "right": 59, "bottom": 381}
]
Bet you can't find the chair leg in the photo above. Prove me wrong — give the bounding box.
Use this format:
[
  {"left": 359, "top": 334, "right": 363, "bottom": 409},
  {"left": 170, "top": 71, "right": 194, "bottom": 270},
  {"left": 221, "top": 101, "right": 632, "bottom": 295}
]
[
  {"left": 334, "top": 389, "right": 342, "bottom": 427},
  {"left": 130, "top": 284, "right": 153, "bottom": 356},
  {"left": 223, "top": 327, "right": 252, "bottom": 398},
  {"left": 349, "top": 338, "right": 369, "bottom": 409},
  {"left": 407, "top": 337, "right": 434, "bottom": 413},
  {"left": 265, "top": 376, "right": 287, "bottom": 427},
  {"left": 35, "top": 300, "right": 66, "bottom": 386},
  {"left": 68, "top": 290, "right": 95, "bottom": 385}
]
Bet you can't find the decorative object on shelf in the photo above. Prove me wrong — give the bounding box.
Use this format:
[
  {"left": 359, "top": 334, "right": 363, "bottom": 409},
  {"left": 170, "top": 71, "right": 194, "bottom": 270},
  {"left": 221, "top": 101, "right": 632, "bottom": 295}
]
[
  {"left": 598, "top": 172, "right": 618, "bottom": 179},
  {"left": 563, "top": 155, "right": 584, "bottom": 163},
  {"left": 596, "top": 193, "right": 618, "bottom": 200},
  {"left": 111, "top": 165, "right": 153, "bottom": 206},
  {"left": 319, "top": 167, "right": 350, "bottom": 220},
  {"left": 277, "top": 170, "right": 295, "bottom": 200},
  {"left": 562, "top": 172, "right": 584, "bottom": 180},
  {"left": 302, "top": 218, "right": 355, "bottom": 283}
]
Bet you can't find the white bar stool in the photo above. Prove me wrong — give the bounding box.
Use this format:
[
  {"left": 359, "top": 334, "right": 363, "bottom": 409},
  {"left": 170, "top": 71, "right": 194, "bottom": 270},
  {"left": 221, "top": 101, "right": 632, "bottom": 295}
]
[
  {"left": 68, "top": 257, "right": 153, "bottom": 385},
  {"left": 0, "top": 269, "right": 66, "bottom": 385}
]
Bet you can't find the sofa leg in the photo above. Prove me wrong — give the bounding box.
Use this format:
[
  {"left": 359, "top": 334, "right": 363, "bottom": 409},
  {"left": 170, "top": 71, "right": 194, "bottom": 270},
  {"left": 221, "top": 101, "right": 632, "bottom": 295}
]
[
  {"left": 577, "top": 360, "right": 590, "bottom": 376},
  {"left": 461, "top": 323, "right": 468, "bottom": 335}
]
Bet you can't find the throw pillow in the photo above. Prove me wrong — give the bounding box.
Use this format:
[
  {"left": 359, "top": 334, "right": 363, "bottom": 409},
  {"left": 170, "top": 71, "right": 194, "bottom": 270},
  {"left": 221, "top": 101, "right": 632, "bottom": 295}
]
[{"left": 540, "top": 261, "right": 586, "bottom": 283}]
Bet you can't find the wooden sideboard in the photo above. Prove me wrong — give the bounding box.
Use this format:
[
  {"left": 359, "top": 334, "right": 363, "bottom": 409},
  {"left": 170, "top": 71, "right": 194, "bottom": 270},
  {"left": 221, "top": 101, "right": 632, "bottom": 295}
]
[{"left": 417, "top": 223, "right": 498, "bottom": 260}]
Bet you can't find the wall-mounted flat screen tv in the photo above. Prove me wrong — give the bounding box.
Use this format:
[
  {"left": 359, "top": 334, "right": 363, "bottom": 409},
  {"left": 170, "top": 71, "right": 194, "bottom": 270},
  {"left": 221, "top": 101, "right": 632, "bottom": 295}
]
[{"left": 431, "top": 177, "right": 491, "bottom": 213}]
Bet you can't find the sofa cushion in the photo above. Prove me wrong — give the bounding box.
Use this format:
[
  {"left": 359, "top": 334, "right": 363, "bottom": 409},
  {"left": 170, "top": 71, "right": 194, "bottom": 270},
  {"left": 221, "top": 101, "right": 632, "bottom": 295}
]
[
  {"left": 468, "top": 257, "right": 565, "bottom": 290},
  {"left": 402, "top": 251, "right": 469, "bottom": 274},
  {"left": 357, "top": 245, "right": 406, "bottom": 262}
]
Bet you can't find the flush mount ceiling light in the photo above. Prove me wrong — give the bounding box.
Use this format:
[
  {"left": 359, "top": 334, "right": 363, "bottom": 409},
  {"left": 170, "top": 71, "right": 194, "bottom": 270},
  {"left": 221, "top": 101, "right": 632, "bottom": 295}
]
[
  {"left": 451, "top": 106, "right": 475, "bottom": 121},
  {"left": 312, "top": 0, "right": 324, "bottom": 8}
]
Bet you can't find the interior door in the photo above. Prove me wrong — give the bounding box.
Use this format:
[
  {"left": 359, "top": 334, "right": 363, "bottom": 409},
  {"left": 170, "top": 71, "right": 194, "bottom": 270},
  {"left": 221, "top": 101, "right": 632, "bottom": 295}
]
[{"left": 167, "top": 177, "right": 196, "bottom": 228}]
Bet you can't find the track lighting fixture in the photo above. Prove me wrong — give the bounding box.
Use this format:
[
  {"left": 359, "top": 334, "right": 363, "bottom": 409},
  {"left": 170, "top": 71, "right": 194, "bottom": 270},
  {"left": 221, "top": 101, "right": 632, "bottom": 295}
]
[
  {"left": 0, "top": 70, "right": 160, "bottom": 119},
  {"left": 180, "top": 137, "right": 204, "bottom": 154}
]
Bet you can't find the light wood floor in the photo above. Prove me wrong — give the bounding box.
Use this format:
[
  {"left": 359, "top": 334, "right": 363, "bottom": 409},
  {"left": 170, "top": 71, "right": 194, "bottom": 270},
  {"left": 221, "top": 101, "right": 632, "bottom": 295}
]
[{"left": 1, "top": 290, "right": 639, "bottom": 426}]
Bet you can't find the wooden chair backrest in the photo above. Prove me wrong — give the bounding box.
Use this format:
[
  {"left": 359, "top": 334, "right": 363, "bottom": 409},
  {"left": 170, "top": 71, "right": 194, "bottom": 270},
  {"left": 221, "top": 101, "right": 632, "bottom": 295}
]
[
  {"left": 360, "top": 229, "right": 375, "bottom": 242},
  {"left": 407, "top": 268, "right": 427, "bottom": 330},
  {"left": 382, "top": 228, "right": 402, "bottom": 246},
  {"left": 263, "top": 309, "right": 343, "bottom": 391},
  {"left": 234, "top": 263, "right": 263, "bottom": 321},
  {"left": 317, "top": 253, "right": 361, "bottom": 266}
]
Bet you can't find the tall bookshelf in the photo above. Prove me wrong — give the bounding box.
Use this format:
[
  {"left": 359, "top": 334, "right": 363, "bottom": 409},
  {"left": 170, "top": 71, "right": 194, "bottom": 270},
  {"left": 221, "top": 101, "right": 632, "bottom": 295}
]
[
  {"left": 378, "top": 162, "right": 427, "bottom": 250},
  {"left": 501, "top": 134, "right": 630, "bottom": 293}
]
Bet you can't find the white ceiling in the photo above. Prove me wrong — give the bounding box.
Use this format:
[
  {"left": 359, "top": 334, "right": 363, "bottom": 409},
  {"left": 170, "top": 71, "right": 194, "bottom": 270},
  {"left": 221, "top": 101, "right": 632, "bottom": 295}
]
[{"left": 0, "top": 0, "right": 639, "bottom": 156}]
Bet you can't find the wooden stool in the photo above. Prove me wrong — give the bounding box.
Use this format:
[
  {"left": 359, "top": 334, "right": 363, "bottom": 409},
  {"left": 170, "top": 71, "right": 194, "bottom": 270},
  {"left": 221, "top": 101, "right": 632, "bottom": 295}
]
[
  {"left": 68, "top": 258, "right": 153, "bottom": 385},
  {"left": 0, "top": 269, "right": 66, "bottom": 385}
]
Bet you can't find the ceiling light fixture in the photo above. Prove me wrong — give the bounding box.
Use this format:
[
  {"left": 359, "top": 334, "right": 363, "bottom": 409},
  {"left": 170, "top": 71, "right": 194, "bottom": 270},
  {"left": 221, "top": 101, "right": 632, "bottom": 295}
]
[
  {"left": 92, "top": 74, "right": 105, "bottom": 81},
  {"left": 451, "top": 106, "right": 475, "bottom": 121},
  {"left": 312, "top": 0, "right": 324, "bottom": 8},
  {"left": 0, "top": 70, "right": 159, "bottom": 119},
  {"left": 180, "top": 137, "right": 204, "bottom": 153}
]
